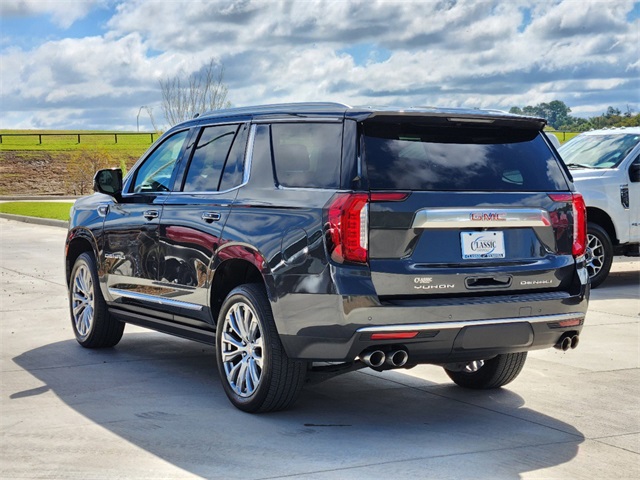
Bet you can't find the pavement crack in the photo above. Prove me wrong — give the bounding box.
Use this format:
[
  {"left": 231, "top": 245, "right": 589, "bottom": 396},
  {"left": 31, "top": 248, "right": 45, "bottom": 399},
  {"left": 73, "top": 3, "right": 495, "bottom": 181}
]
[
  {"left": 253, "top": 438, "right": 584, "bottom": 480},
  {"left": 357, "top": 370, "right": 586, "bottom": 440},
  {"left": 0, "top": 266, "right": 66, "bottom": 287}
]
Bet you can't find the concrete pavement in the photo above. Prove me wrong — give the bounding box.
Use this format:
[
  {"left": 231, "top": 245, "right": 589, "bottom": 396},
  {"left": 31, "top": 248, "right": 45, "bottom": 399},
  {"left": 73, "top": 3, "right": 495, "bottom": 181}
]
[{"left": 1, "top": 218, "right": 638, "bottom": 479}]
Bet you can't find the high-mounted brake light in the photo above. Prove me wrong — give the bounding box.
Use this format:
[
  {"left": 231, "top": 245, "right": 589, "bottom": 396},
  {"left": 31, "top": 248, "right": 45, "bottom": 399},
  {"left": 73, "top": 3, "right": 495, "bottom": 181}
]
[
  {"left": 326, "top": 193, "right": 369, "bottom": 264},
  {"left": 548, "top": 193, "right": 587, "bottom": 257}
]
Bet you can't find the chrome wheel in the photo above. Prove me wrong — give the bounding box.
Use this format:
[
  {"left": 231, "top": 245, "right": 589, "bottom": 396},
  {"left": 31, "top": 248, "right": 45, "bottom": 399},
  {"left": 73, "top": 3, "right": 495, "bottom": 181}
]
[
  {"left": 221, "top": 301, "right": 264, "bottom": 398},
  {"left": 586, "top": 232, "right": 605, "bottom": 279},
  {"left": 71, "top": 264, "right": 94, "bottom": 339}
]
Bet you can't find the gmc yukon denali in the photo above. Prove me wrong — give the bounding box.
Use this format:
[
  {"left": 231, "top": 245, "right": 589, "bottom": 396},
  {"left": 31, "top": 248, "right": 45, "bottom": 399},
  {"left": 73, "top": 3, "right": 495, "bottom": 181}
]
[{"left": 65, "top": 103, "right": 590, "bottom": 412}]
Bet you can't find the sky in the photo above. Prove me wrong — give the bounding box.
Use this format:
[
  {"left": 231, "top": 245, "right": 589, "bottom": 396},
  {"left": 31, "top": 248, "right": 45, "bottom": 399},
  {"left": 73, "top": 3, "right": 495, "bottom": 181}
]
[{"left": 0, "top": 0, "right": 638, "bottom": 131}]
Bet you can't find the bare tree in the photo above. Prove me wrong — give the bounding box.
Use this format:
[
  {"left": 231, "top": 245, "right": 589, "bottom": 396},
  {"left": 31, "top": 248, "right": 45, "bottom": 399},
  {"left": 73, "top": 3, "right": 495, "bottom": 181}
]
[{"left": 159, "top": 59, "right": 231, "bottom": 126}]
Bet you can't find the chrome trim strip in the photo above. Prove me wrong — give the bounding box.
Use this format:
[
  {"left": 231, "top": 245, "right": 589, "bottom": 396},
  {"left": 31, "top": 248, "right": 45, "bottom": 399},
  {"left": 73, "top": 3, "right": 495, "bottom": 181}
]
[
  {"left": 109, "top": 288, "right": 203, "bottom": 311},
  {"left": 357, "top": 313, "right": 584, "bottom": 333},
  {"left": 243, "top": 124, "right": 256, "bottom": 185},
  {"left": 412, "top": 208, "right": 551, "bottom": 229}
]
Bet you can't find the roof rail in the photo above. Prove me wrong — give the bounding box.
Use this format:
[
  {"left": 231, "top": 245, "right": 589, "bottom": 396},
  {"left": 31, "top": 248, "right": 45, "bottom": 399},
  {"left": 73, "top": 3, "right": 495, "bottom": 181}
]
[{"left": 198, "top": 102, "right": 352, "bottom": 119}]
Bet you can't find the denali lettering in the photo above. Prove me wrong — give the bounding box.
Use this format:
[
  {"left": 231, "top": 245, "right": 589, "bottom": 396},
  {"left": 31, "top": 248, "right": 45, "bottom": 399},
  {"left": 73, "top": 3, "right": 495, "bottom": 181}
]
[
  {"left": 414, "top": 277, "right": 433, "bottom": 284},
  {"left": 520, "top": 280, "right": 554, "bottom": 285},
  {"left": 470, "top": 212, "right": 506, "bottom": 221}
]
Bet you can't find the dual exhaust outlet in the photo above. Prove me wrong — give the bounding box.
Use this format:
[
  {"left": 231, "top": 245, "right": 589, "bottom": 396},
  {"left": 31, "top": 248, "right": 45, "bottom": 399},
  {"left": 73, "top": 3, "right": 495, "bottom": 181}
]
[
  {"left": 361, "top": 349, "right": 409, "bottom": 369},
  {"left": 555, "top": 334, "right": 580, "bottom": 351}
]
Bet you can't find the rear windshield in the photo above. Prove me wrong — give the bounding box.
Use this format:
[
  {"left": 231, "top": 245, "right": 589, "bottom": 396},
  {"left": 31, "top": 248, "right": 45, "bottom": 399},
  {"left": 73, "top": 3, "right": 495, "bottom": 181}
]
[{"left": 363, "top": 122, "right": 569, "bottom": 191}]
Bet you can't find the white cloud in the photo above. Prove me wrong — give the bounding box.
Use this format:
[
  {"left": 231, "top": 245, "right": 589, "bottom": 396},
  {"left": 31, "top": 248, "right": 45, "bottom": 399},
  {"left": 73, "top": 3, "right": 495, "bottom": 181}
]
[
  {"left": 0, "top": 0, "right": 102, "bottom": 28},
  {"left": 1, "top": 0, "right": 638, "bottom": 129}
]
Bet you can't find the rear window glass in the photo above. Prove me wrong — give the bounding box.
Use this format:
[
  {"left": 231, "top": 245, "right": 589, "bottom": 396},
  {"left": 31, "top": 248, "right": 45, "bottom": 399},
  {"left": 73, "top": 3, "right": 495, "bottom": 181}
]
[
  {"left": 363, "top": 123, "right": 569, "bottom": 191},
  {"left": 271, "top": 123, "right": 342, "bottom": 189}
]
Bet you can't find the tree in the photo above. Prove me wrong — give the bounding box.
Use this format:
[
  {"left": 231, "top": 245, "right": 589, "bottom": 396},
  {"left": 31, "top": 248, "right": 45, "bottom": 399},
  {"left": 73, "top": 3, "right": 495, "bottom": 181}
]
[
  {"left": 65, "top": 147, "right": 115, "bottom": 196},
  {"left": 159, "top": 59, "right": 231, "bottom": 127}
]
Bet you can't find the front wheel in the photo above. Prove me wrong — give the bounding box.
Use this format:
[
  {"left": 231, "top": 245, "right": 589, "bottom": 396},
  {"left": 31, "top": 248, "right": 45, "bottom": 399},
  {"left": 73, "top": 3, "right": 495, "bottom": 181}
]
[
  {"left": 69, "top": 252, "right": 124, "bottom": 348},
  {"left": 216, "top": 284, "right": 307, "bottom": 412},
  {"left": 585, "top": 222, "right": 613, "bottom": 288},
  {"left": 445, "top": 352, "right": 527, "bottom": 389}
]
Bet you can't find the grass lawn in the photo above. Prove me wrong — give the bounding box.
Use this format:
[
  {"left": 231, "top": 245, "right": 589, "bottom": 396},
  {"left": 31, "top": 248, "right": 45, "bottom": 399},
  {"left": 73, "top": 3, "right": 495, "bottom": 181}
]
[
  {"left": 0, "top": 129, "right": 156, "bottom": 157},
  {"left": 0, "top": 202, "right": 75, "bottom": 221}
]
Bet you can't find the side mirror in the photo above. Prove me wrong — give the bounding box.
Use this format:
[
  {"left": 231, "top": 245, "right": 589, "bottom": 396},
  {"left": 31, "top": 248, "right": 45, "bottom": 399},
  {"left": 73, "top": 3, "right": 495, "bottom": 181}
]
[
  {"left": 629, "top": 160, "right": 640, "bottom": 183},
  {"left": 94, "top": 168, "right": 123, "bottom": 197}
]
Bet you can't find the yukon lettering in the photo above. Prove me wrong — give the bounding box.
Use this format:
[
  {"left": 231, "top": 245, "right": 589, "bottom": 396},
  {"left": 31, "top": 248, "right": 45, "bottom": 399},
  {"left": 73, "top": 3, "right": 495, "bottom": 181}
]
[{"left": 414, "top": 284, "right": 455, "bottom": 290}]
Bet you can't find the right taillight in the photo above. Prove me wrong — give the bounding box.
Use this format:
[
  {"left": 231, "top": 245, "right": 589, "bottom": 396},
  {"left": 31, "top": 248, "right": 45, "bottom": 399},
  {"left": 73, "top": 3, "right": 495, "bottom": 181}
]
[{"left": 548, "top": 193, "right": 587, "bottom": 257}]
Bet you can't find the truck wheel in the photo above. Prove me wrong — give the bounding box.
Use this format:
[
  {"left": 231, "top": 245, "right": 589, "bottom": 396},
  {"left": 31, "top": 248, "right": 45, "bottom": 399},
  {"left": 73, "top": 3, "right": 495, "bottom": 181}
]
[
  {"left": 445, "top": 352, "right": 527, "bottom": 389},
  {"left": 586, "top": 222, "right": 613, "bottom": 288},
  {"left": 69, "top": 252, "right": 124, "bottom": 348},
  {"left": 216, "top": 284, "right": 307, "bottom": 412}
]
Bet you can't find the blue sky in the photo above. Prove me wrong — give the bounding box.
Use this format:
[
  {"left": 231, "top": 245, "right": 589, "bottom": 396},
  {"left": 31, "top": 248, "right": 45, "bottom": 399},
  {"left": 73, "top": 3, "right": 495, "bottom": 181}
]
[{"left": 1, "top": 0, "right": 638, "bottom": 130}]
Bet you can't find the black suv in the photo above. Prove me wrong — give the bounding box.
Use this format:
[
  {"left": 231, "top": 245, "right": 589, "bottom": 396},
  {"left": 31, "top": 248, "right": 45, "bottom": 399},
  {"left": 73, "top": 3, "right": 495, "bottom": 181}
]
[{"left": 65, "top": 103, "right": 589, "bottom": 412}]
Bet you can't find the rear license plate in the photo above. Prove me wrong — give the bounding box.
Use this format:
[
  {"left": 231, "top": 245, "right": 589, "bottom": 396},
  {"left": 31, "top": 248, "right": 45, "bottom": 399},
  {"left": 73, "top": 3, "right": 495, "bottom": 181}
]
[{"left": 461, "top": 231, "right": 505, "bottom": 259}]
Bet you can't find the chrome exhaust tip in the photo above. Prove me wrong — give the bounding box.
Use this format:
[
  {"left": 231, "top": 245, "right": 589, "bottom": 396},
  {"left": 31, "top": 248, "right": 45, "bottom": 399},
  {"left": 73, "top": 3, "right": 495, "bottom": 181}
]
[
  {"left": 555, "top": 336, "right": 572, "bottom": 351},
  {"left": 570, "top": 335, "right": 580, "bottom": 349},
  {"left": 386, "top": 349, "right": 409, "bottom": 367},
  {"left": 361, "top": 350, "right": 386, "bottom": 368}
]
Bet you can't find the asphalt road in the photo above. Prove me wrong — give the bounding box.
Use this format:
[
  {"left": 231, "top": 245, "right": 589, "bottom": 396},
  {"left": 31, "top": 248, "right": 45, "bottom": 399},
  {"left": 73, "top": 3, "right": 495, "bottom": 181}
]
[{"left": 1, "top": 218, "right": 638, "bottom": 479}]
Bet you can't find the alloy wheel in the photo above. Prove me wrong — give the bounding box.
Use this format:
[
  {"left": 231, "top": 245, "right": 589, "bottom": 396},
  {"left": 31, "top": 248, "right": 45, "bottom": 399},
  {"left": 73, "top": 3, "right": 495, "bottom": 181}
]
[
  {"left": 221, "top": 301, "right": 264, "bottom": 398},
  {"left": 585, "top": 233, "right": 605, "bottom": 278},
  {"left": 71, "top": 264, "right": 95, "bottom": 339}
]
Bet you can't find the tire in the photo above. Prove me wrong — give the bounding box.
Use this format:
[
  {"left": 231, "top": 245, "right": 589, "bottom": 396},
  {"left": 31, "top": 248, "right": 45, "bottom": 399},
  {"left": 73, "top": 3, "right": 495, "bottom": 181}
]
[
  {"left": 216, "top": 284, "right": 307, "bottom": 413},
  {"left": 585, "top": 222, "right": 613, "bottom": 288},
  {"left": 69, "top": 252, "right": 124, "bottom": 348},
  {"left": 445, "top": 352, "right": 527, "bottom": 389}
]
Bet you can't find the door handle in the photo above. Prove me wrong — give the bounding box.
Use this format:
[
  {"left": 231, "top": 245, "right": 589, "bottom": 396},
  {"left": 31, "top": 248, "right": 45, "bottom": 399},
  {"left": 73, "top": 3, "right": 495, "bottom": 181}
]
[
  {"left": 143, "top": 210, "right": 159, "bottom": 220},
  {"left": 202, "top": 212, "right": 221, "bottom": 223}
]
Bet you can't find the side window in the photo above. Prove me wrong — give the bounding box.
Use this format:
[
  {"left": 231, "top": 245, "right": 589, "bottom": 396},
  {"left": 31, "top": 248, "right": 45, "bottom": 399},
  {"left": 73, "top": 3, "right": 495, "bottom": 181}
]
[
  {"left": 132, "top": 130, "right": 188, "bottom": 193},
  {"left": 271, "top": 123, "right": 342, "bottom": 188},
  {"left": 183, "top": 125, "right": 238, "bottom": 192},
  {"left": 219, "top": 123, "right": 248, "bottom": 191}
]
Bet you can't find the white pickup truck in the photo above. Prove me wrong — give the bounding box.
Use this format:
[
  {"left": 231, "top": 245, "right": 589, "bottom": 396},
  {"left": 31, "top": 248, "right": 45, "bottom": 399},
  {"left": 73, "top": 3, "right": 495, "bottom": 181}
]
[{"left": 558, "top": 127, "right": 640, "bottom": 287}]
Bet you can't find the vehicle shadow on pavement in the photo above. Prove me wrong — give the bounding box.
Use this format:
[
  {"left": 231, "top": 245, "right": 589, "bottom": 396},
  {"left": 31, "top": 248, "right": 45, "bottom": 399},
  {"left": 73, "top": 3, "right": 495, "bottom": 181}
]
[{"left": 11, "top": 333, "right": 584, "bottom": 479}]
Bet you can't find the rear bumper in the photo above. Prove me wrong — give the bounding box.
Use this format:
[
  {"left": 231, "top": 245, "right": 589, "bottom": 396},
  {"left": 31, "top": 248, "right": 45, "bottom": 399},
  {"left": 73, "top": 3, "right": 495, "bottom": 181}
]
[{"left": 273, "top": 288, "right": 589, "bottom": 363}]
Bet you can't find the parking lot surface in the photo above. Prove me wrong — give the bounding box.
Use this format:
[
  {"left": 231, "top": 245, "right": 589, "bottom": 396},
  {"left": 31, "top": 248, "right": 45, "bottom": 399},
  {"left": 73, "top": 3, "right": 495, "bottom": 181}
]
[{"left": 1, "top": 218, "right": 638, "bottom": 479}]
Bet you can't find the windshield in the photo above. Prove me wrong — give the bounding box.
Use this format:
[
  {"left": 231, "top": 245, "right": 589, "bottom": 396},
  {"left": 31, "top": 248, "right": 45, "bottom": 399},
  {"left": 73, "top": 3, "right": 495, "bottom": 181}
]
[{"left": 559, "top": 133, "right": 640, "bottom": 169}]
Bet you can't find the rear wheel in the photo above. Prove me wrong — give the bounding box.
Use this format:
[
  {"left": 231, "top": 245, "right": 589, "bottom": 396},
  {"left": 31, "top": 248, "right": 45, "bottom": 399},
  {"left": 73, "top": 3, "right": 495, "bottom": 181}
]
[
  {"left": 216, "top": 284, "right": 306, "bottom": 412},
  {"left": 585, "top": 222, "right": 613, "bottom": 288},
  {"left": 445, "top": 352, "right": 527, "bottom": 389},
  {"left": 69, "top": 252, "right": 124, "bottom": 348}
]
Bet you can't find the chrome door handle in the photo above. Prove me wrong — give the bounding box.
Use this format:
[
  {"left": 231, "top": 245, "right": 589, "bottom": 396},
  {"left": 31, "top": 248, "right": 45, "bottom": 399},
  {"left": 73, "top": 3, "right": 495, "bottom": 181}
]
[
  {"left": 202, "top": 212, "right": 221, "bottom": 223},
  {"left": 143, "top": 210, "right": 159, "bottom": 220}
]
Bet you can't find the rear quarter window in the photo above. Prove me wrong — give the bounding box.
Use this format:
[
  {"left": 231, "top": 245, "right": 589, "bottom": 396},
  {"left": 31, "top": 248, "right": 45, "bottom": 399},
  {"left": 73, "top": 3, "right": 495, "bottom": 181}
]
[
  {"left": 271, "top": 123, "right": 342, "bottom": 189},
  {"left": 363, "top": 123, "right": 569, "bottom": 191}
]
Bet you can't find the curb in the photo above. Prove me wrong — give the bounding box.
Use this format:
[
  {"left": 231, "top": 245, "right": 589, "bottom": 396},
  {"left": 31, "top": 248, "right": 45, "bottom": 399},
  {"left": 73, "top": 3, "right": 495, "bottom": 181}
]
[{"left": 0, "top": 213, "right": 68, "bottom": 229}]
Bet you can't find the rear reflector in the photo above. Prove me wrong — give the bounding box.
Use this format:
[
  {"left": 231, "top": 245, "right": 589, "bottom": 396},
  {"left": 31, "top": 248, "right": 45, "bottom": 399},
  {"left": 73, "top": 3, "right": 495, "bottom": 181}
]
[
  {"left": 370, "top": 192, "right": 410, "bottom": 202},
  {"left": 370, "top": 332, "right": 419, "bottom": 340},
  {"left": 547, "top": 317, "right": 584, "bottom": 328}
]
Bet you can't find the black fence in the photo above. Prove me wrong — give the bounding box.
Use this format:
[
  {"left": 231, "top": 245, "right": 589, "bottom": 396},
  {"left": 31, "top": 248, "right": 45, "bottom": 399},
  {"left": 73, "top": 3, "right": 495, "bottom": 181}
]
[{"left": 0, "top": 132, "right": 156, "bottom": 145}]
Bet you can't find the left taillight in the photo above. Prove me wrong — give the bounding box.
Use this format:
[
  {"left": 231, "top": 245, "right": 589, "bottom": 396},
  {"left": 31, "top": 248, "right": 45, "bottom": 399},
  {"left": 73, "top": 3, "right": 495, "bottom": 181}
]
[{"left": 325, "top": 193, "right": 369, "bottom": 264}]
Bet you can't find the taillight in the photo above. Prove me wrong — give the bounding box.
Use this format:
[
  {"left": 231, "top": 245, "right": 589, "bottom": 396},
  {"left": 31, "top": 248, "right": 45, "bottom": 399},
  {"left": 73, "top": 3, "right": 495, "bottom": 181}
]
[
  {"left": 548, "top": 193, "right": 587, "bottom": 257},
  {"left": 326, "top": 193, "right": 369, "bottom": 264},
  {"left": 572, "top": 193, "right": 587, "bottom": 257}
]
